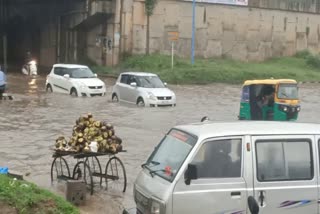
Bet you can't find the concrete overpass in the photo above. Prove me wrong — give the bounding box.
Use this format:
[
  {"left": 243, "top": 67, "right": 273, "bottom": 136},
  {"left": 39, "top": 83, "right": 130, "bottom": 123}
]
[{"left": 0, "top": 0, "right": 118, "bottom": 72}]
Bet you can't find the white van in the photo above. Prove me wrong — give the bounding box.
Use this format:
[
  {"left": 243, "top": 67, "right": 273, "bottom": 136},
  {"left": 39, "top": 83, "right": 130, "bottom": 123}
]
[{"left": 124, "top": 121, "right": 320, "bottom": 214}]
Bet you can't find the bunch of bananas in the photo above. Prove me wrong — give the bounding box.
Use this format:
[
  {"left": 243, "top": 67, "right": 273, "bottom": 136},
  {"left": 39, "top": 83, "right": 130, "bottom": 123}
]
[{"left": 55, "top": 113, "right": 123, "bottom": 153}]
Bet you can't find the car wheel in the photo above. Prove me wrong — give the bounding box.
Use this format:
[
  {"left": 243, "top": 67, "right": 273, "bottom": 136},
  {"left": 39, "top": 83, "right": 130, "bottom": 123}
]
[
  {"left": 137, "top": 97, "right": 145, "bottom": 107},
  {"left": 70, "top": 88, "right": 78, "bottom": 97},
  {"left": 112, "top": 93, "right": 119, "bottom": 102},
  {"left": 46, "top": 84, "right": 53, "bottom": 93}
]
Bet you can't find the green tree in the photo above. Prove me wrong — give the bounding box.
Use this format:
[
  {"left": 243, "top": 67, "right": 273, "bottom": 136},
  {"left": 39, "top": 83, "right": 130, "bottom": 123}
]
[{"left": 145, "top": 0, "right": 157, "bottom": 55}]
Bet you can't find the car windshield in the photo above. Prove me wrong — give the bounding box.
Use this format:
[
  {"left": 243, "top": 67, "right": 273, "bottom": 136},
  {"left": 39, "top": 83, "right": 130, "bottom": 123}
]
[
  {"left": 136, "top": 76, "right": 165, "bottom": 88},
  {"left": 144, "top": 129, "right": 197, "bottom": 182},
  {"left": 277, "top": 84, "right": 298, "bottom": 99},
  {"left": 68, "top": 67, "right": 95, "bottom": 78}
]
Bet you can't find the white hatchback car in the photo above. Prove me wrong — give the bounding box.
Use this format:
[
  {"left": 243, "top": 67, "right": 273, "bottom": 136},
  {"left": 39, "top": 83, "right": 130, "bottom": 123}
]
[
  {"left": 111, "top": 72, "right": 176, "bottom": 107},
  {"left": 46, "top": 64, "right": 106, "bottom": 97}
]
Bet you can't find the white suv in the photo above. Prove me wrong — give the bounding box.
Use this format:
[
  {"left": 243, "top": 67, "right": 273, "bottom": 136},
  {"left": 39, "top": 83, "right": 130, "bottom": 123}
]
[{"left": 46, "top": 64, "right": 106, "bottom": 97}]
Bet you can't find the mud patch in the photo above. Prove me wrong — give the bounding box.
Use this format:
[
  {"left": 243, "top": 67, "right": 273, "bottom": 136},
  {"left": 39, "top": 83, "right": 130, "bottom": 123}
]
[{"left": 0, "top": 201, "right": 17, "bottom": 214}]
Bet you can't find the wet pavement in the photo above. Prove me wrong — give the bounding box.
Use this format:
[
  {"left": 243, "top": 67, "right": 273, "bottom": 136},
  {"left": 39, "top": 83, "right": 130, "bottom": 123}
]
[{"left": 1, "top": 73, "right": 320, "bottom": 213}]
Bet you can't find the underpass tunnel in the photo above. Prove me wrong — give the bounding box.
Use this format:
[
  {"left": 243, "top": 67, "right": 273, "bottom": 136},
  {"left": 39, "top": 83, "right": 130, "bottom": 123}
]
[
  {"left": 0, "top": 0, "right": 82, "bottom": 72},
  {"left": 6, "top": 14, "right": 41, "bottom": 66},
  {"left": 0, "top": 0, "right": 118, "bottom": 73}
]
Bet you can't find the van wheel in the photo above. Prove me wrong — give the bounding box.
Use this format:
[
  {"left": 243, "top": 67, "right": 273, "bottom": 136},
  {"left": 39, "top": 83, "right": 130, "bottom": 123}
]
[
  {"left": 70, "top": 88, "right": 78, "bottom": 97},
  {"left": 112, "top": 93, "right": 119, "bottom": 102},
  {"left": 137, "top": 98, "right": 145, "bottom": 107},
  {"left": 46, "top": 84, "right": 53, "bottom": 93}
]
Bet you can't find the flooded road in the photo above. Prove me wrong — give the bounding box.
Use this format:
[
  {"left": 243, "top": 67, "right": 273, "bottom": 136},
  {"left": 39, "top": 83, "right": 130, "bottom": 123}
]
[{"left": 1, "top": 73, "right": 320, "bottom": 213}]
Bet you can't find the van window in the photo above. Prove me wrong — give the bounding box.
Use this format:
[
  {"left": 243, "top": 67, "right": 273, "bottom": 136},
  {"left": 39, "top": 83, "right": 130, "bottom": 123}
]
[
  {"left": 256, "top": 140, "right": 313, "bottom": 181},
  {"left": 193, "top": 139, "right": 242, "bottom": 178}
]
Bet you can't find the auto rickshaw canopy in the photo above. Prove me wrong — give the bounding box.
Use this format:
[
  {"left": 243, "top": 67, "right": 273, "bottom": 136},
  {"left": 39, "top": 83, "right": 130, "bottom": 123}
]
[{"left": 243, "top": 79, "right": 297, "bottom": 86}]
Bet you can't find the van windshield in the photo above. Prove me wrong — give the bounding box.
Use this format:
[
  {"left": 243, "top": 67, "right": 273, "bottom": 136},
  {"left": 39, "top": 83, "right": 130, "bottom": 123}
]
[
  {"left": 144, "top": 129, "right": 197, "bottom": 182},
  {"left": 277, "top": 84, "right": 298, "bottom": 99}
]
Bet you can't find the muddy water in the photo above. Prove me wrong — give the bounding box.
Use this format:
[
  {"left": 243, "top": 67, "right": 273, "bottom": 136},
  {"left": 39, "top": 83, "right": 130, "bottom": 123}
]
[{"left": 1, "top": 73, "right": 320, "bottom": 213}]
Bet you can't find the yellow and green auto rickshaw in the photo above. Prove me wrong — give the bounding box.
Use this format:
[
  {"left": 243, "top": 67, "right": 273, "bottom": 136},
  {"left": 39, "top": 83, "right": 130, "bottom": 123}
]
[{"left": 238, "top": 79, "right": 301, "bottom": 121}]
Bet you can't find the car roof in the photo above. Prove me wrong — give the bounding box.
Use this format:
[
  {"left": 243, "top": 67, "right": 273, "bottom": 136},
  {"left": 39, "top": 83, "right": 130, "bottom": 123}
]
[
  {"left": 53, "top": 64, "right": 89, "bottom": 69},
  {"left": 120, "top": 72, "right": 157, "bottom": 76},
  {"left": 243, "top": 79, "right": 297, "bottom": 86},
  {"left": 175, "top": 121, "right": 320, "bottom": 140}
]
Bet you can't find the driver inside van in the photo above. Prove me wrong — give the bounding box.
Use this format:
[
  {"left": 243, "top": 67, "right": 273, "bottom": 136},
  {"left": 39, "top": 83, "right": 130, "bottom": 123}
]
[{"left": 201, "top": 141, "right": 232, "bottom": 178}]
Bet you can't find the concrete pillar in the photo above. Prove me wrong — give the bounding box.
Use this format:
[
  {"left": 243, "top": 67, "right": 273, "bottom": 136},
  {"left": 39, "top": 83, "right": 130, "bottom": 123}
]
[{"left": 73, "top": 30, "right": 78, "bottom": 62}]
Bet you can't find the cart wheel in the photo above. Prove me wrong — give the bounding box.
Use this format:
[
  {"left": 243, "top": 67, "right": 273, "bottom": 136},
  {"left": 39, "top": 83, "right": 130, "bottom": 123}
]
[
  {"left": 50, "top": 157, "right": 70, "bottom": 184},
  {"left": 105, "top": 156, "right": 127, "bottom": 193},
  {"left": 72, "top": 161, "right": 94, "bottom": 195},
  {"left": 85, "top": 157, "right": 103, "bottom": 187}
]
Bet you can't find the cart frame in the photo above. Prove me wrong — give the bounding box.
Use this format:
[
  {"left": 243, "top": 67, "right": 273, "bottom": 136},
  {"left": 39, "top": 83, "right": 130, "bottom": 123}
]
[{"left": 50, "top": 150, "right": 127, "bottom": 195}]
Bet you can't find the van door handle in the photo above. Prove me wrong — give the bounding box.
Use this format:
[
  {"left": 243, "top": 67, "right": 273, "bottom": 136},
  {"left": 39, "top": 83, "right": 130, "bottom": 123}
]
[
  {"left": 259, "top": 190, "right": 265, "bottom": 206},
  {"left": 231, "top": 191, "right": 241, "bottom": 196}
]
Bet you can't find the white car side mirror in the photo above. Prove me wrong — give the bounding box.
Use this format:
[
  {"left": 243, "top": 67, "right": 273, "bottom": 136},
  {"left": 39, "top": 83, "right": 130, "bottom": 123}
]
[
  {"left": 94, "top": 73, "right": 98, "bottom": 77},
  {"left": 130, "top": 82, "right": 137, "bottom": 87},
  {"left": 63, "top": 74, "right": 70, "bottom": 79},
  {"left": 164, "top": 82, "right": 167, "bottom": 86}
]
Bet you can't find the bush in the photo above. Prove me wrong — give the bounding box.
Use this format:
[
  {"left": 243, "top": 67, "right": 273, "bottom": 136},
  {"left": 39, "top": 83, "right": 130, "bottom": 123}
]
[
  {"left": 306, "top": 54, "right": 320, "bottom": 68},
  {"left": 295, "top": 50, "right": 312, "bottom": 59},
  {"left": 0, "top": 175, "right": 79, "bottom": 214}
]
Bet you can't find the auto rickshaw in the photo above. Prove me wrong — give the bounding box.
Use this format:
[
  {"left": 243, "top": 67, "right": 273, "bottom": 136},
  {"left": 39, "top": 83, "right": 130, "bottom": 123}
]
[{"left": 238, "top": 79, "right": 300, "bottom": 121}]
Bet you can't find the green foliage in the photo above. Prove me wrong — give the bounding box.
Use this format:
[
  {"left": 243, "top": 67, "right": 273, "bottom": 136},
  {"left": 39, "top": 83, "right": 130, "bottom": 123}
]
[
  {"left": 295, "top": 50, "right": 312, "bottom": 59},
  {"left": 306, "top": 54, "right": 320, "bottom": 68},
  {"left": 145, "top": 0, "right": 157, "bottom": 16},
  {"left": 116, "top": 54, "right": 320, "bottom": 84},
  {"left": 0, "top": 175, "right": 79, "bottom": 214}
]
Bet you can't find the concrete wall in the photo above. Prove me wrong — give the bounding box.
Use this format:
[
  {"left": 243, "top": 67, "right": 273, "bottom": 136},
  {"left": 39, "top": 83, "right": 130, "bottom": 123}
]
[
  {"left": 40, "top": 23, "right": 57, "bottom": 67},
  {"left": 127, "top": 1, "right": 320, "bottom": 61},
  {"left": 249, "top": 0, "right": 319, "bottom": 13},
  {"left": 36, "top": 0, "right": 320, "bottom": 67},
  {"left": 87, "top": 25, "right": 104, "bottom": 65}
]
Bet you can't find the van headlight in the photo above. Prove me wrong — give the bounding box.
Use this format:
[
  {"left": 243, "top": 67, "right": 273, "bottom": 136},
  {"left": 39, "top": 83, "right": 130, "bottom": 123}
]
[
  {"left": 150, "top": 198, "right": 164, "bottom": 214},
  {"left": 148, "top": 92, "right": 157, "bottom": 100}
]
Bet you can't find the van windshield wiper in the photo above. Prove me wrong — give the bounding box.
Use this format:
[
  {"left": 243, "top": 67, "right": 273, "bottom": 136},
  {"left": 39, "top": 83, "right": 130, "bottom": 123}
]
[{"left": 141, "top": 160, "right": 160, "bottom": 168}]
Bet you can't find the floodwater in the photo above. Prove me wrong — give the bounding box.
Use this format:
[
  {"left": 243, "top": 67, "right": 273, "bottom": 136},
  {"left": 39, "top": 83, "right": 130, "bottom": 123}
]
[{"left": 1, "top": 73, "right": 320, "bottom": 213}]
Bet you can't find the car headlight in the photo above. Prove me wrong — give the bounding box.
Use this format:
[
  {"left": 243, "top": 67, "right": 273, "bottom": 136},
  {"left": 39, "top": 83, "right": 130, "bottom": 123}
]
[
  {"left": 150, "top": 198, "right": 164, "bottom": 214},
  {"left": 148, "top": 92, "right": 157, "bottom": 100},
  {"left": 297, "top": 106, "right": 301, "bottom": 112},
  {"left": 283, "top": 106, "right": 288, "bottom": 112}
]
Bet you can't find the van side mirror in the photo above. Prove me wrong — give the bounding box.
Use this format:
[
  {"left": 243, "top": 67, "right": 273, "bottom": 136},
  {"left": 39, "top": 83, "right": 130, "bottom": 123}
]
[
  {"left": 94, "top": 73, "right": 98, "bottom": 77},
  {"left": 184, "top": 164, "right": 198, "bottom": 185},
  {"left": 130, "top": 82, "right": 137, "bottom": 87},
  {"left": 63, "top": 74, "right": 70, "bottom": 79},
  {"left": 248, "top": 196, "right": 259, "bottom": 214},
  {"left": 164, "top": 82, "right": 167, "bottom": 87}
]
